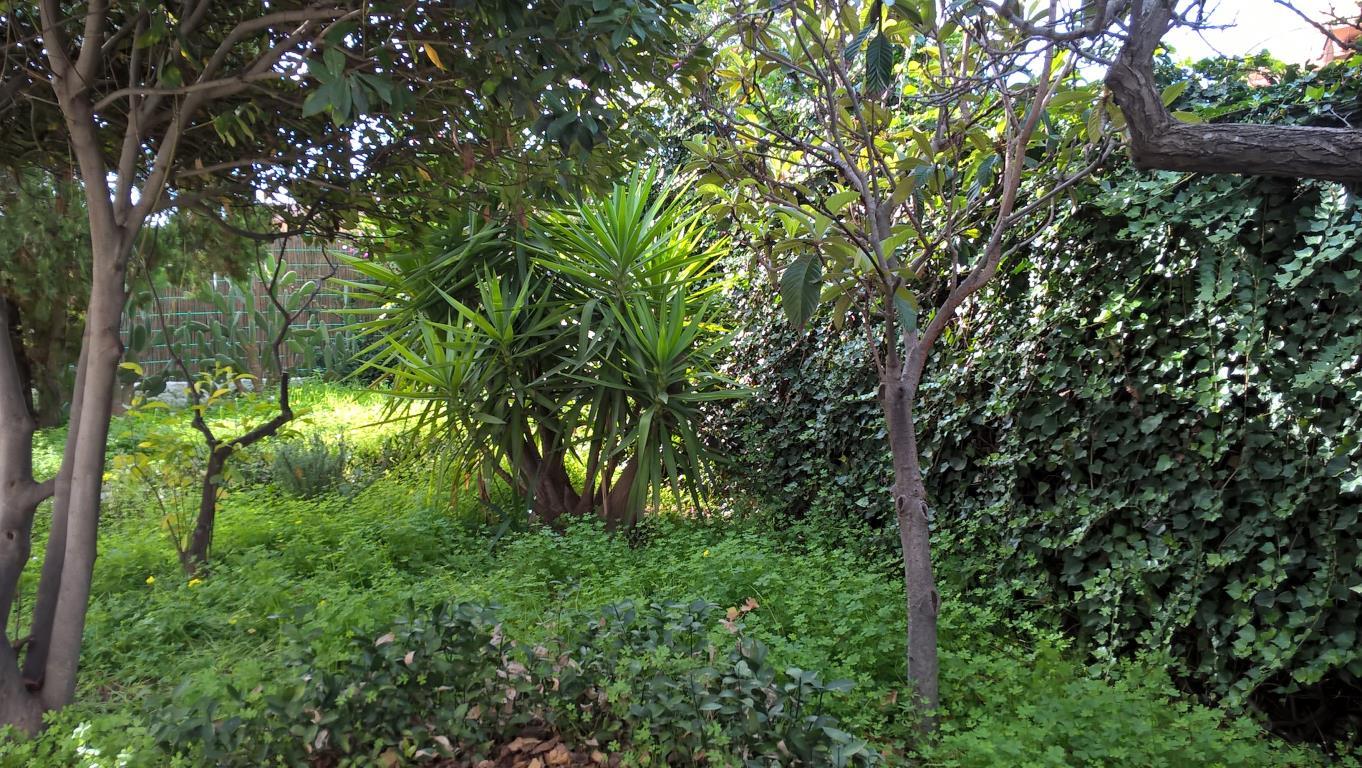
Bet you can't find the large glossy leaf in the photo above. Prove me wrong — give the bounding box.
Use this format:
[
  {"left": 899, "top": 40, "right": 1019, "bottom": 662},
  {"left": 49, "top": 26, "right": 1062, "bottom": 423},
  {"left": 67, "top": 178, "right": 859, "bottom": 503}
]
[
  {"left": 865, "top": 32, "right": 896, "bottom": 94},
  {"left": 780, "top": 253, "right": 824, "bottom": 328}
]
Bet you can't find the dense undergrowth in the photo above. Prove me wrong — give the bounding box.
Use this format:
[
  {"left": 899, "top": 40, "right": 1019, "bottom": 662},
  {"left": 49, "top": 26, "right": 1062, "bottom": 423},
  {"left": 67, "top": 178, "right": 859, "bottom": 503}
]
[{"left": 0, "top": 385, "right": 1330, "bottom": 766}]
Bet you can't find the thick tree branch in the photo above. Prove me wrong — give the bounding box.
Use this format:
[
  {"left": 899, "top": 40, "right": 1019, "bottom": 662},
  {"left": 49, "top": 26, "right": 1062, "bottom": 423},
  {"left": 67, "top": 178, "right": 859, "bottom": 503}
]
[{"left": 1107, "top": 1, "right": 1362, "bottom": 184}]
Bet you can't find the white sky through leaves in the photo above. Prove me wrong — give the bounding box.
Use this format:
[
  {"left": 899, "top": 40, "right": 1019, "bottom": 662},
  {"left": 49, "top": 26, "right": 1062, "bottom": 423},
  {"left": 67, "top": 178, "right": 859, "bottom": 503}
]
[{"left": 1163, "top": 0, "right": 1349, "bottom": 63}]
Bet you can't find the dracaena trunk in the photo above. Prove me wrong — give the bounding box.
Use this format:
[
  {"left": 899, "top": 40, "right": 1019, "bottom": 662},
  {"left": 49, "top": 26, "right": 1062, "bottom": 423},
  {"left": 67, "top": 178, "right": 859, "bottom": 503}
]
[
  {"left": 525, "top": 450, "right": 581, "bottom": 526},
  {"left": 600, "top": 458, "right": 639, "bottom": 531}
]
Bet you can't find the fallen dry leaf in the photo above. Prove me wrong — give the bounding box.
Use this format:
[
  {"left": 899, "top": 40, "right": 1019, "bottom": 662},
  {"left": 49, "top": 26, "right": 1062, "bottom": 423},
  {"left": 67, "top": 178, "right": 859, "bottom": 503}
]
[{"left": 531, "top": 739, "right": 557, "bottom": 755}]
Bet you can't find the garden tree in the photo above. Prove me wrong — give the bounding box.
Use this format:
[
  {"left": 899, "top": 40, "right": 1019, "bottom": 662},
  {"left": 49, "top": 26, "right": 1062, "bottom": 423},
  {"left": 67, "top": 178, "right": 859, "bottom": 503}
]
[
  {"left": 0, "top": 167, "right": 257, "bottom": 427},
  {"left": 711, "top": 55, "right": 1362, "bottom": 742},
  {"left": 146, "top": 247, "right": 334, "bottom": 575},
  {"left": 0, "top": 0, "right": 700, "bottom": 734},
  {"left": 691, "top": 0, "right": 1112, "bottom": 719},
  {"left": 349, "top": 172, "right": 739, "bottom": 528}
]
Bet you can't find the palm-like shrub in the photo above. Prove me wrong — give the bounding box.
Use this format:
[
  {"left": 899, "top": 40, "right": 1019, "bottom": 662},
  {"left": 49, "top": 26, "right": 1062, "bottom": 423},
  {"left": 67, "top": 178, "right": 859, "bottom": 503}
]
[{"left": 346, "top": 172, "right": 740, "bottom": 526}]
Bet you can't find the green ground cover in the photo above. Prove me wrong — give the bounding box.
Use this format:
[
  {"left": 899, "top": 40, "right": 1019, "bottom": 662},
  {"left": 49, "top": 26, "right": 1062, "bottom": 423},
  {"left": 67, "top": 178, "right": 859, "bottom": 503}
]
[{"left": 1, "top": 384, "right": 1329, "bottom": 767}]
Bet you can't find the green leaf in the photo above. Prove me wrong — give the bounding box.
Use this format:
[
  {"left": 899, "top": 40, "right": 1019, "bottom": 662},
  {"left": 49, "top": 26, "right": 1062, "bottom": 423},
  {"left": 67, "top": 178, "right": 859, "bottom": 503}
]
[
  {"left": 893, "top": 288, "right": 918, "bottom": 334},
  {"left": 843, "top": 22, "right": 875, "bottom": 63},
  {"left": 825, "top": 190, "right": 860, "bottom": 215},
  {"left": 865, "top": 32, "right": 896, "bottom": 95},
  {"left": 1140, "top": 414, "right": 1165, "bottom": 434},
  {"left": 302, "top": 88, "right": 331, "bottom": 118},
  {"left": 1161, "top": 80, "right": 1190, "bottom": 107},
  {"left": 780, "top": 253, "right": 824, "bottom": 328}
]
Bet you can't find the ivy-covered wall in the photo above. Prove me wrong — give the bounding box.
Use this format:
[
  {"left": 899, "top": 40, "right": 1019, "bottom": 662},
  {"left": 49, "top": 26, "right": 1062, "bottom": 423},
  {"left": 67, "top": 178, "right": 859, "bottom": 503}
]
[{"left": 714, "top": 60, "right": 1362, "bottom": 740}]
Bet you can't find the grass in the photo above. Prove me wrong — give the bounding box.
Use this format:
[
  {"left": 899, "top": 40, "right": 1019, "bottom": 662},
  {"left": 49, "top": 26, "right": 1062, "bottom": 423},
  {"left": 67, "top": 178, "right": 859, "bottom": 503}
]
[{"left": 0, "top": 383, "right": 1332, "bottom": 767}]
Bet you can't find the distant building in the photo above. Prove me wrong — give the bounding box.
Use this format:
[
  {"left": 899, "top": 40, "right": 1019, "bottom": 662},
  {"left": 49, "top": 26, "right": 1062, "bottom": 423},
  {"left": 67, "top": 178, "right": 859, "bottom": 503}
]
[{"left": 1315, "top": 7, "right": 1362, "bottom": 65}]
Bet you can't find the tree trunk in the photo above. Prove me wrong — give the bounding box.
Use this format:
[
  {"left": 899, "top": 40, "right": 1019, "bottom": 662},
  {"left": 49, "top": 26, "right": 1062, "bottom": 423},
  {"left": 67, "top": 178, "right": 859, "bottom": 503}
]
[
  {"left": 183, "top": 447, "right": 231, "bottom": 574},
  {"left": 34, "top": 235, "right": 127, "bottom": 710},
  {"left": 19, "top": 328, "right": 88, "bottom": 691},
  {"left": 0, "top": 643, "right": 42, "bottom": 736},
  {"left": 33, "top": 376, "right": 67, "bottom": 429},
  {"left": 601, "top": 458, "right": 639, "bottom": 531},
  {"left": 32, "top": 298, "right": 73, "bottom": 428},
  {"left": 0, "top": 297, "right": 49, "bottom": 734},
  {"left": 880, "top": 364, "right": 940, "bottom": 723},
  {"left": 527, "top": 450, "right": 581, "bottom": 526},
  {"left": 8, "top": 0, "right": 158, "bottom": 727}
]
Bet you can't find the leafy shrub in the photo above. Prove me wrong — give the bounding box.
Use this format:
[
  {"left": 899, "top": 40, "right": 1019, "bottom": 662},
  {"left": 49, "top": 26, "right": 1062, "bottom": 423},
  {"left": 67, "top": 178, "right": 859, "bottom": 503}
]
[
  {"left": 148, "top": 599, "right": 876, "bottom": 767},
  {"left": 927, "top": 644, "right": 1313, "bottom": 768},
  {"left": 149, "top": 602, "right": 509, "bottom": 766},
  {"left": 540, "top": 599, "right": 877, "bottom": 766},
  {"left": 271, "top": 436, "right": 349, "bottom": 498}
]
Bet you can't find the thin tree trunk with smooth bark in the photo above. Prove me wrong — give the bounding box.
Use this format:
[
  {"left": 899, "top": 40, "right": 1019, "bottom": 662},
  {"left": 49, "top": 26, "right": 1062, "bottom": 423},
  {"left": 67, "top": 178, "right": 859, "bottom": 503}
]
[
  {"left": 38, "top": 235, "right": 127, "bottom": 709},
  {"left": 176, "top": 371, "right": 294, "bottom": 574},
  {"left": 20, "top": 329, "right": 88, "bottom": 689},
  {"left": 880, "top": 359, "right": 940, "bottom": 724}
]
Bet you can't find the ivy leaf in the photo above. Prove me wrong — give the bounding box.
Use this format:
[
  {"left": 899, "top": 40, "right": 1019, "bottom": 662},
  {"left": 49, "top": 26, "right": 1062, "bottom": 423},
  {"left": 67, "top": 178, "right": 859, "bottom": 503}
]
[
  {"left": 865, "top": 32, "right": 896, "bottom": 95},
  {"left": 780, "top": 253, "right": 824, "bottom": 328}
]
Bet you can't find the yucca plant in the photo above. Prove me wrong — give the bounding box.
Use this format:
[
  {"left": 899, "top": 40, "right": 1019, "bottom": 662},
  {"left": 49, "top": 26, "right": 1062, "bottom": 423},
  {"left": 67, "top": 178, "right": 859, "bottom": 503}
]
[{"left": 347, "top": 170, "right": 742, "bottom": 526}]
